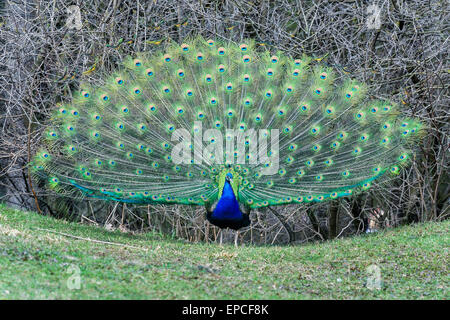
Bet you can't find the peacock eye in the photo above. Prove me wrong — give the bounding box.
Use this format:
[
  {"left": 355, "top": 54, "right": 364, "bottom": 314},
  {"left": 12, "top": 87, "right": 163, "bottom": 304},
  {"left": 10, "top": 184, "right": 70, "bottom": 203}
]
[
  {"left": 239, "top": 44, "right": 248, "bottom": 51},
  {"left": 356, "top": 112, "right": 363, "bottom": 119},
  {"left": 181, "top": 43, "right": 189, "bottom": 51}
]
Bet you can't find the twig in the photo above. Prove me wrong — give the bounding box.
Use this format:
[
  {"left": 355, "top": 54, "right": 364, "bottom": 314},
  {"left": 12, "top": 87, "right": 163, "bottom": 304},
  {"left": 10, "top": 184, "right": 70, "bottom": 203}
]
[{"left": 34, "top": 227, "right": 148, "bottom": 251}]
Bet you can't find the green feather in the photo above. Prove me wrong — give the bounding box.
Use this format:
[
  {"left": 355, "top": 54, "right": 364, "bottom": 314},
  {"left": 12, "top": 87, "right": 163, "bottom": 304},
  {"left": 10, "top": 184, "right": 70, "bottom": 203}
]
[{"left": 31, "top": 36, "right": 424, "bottom": 209}]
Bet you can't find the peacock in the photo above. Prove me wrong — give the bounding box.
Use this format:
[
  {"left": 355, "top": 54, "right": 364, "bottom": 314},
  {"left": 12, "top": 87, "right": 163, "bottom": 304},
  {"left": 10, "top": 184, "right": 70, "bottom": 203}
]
[{"left": 31, "top": 37, "right": 424, "bottom": 237}]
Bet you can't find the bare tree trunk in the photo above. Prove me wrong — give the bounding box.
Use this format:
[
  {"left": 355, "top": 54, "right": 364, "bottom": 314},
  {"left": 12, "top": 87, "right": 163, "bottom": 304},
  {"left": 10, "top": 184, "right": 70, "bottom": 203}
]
[
  {"left": 268, "top": 206, "right": 295, "bottom": 243},
  {"left": 328, "top": 200, "right": 339, "bottom": 239},
  {"left": 307, "top": 207, "right": 328, "bottom": 241},
  {"left": 350, "top": 196, "right": 366, "bottom": 233}
]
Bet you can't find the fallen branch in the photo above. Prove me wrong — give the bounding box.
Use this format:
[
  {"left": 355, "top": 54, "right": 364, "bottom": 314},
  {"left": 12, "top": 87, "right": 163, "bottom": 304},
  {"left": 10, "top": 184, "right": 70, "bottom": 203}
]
[{"left": 33, "top": 227, "right": 149, "bottom": 251}]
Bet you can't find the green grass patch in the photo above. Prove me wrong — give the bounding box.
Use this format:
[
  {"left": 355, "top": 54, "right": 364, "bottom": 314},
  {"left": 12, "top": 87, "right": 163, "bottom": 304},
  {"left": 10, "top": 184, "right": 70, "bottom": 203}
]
[{"left": 0, "top": 203, "right": 448, "bottom": 299}]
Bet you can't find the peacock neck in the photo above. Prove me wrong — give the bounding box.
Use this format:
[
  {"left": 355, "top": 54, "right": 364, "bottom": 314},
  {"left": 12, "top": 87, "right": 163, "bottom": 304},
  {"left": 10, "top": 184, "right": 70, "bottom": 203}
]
[
  {"left": 212, "top": 180, "right": 242, "bottom": 220},
  {"left": 222, "top": 180, "right": 237, "bottom": 199}
]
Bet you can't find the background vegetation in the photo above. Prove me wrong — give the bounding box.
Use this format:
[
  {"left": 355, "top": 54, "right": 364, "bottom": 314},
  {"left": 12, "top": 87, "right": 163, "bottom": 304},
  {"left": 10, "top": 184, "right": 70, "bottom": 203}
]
[{"left": 0, "top": 0, "right": 448, "bottom": 245}]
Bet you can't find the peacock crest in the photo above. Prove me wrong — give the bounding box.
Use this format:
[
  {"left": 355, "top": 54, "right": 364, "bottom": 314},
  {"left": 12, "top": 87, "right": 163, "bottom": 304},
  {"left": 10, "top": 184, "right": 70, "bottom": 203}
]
[{"left": 31, "top": 37, "right": 424, "bottom": 228}]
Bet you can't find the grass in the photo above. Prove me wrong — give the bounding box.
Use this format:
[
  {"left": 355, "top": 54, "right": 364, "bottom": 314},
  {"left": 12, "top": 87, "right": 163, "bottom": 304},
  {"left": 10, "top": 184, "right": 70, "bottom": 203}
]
[{"left": 0, "top": 203, "right": 448, "bottom": 299}]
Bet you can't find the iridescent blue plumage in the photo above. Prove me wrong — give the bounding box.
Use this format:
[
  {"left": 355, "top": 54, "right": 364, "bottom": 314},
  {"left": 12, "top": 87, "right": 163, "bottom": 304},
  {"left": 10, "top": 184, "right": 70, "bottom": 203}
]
[{"left": 206, "top": 174, "right": 250, "bottom": 230}]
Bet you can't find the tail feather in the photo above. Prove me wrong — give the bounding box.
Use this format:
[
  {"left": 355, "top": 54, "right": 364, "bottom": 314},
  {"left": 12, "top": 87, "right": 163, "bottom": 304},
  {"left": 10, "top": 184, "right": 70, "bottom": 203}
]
[{"left": 31, "top": 36, "right": 424, "bottom": 208}]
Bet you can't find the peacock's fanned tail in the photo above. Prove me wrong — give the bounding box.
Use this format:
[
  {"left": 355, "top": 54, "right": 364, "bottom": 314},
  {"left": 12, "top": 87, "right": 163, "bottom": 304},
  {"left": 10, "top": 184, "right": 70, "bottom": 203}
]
[{"left": 31, "top": 37, "right": 424, "bottom": 209}]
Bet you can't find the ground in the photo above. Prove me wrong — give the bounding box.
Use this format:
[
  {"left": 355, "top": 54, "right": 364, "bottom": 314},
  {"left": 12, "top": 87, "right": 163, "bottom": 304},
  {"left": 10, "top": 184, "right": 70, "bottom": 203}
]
[{"left": 0, "top": 203, "right": 448, "bottom": 299}]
